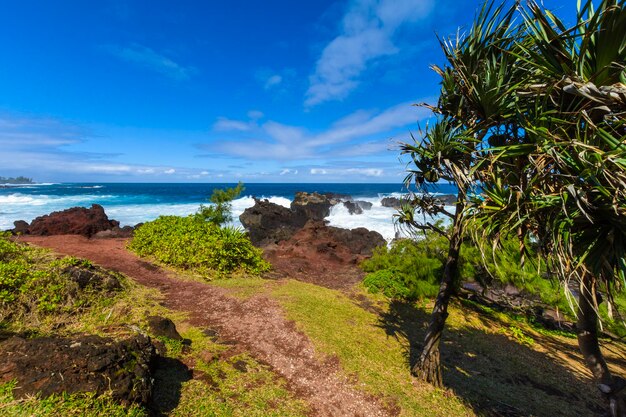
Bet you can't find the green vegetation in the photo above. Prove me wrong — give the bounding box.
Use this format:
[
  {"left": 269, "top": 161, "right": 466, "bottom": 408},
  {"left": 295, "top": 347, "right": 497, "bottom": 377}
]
[
  {"left": 0, "top": 233, "right": 125, "bottom": 331},
  {"left": 129, "top": 216, "right": 268, "bottom": 278},
  {"left": 268, "top": 279, "right": 606, "bottom": 417},
  {"left": 362, "top": 236, "right": 448, "bottom": 299},
  {"left": 362, "top": 232, "right": 567, "bottom": 310},
  {"left": 0, "top": 381, "right": 147, "bottom": 417},
  {"left": 272, "top": 280, "right": 470, "bottom": 416},
  {"left": 195, "top": 182, "right": 244, "bottom": 226},
  {"left": 129, "top": 183, "right": 269, "bottom": 278},
  {"left": 0, "top": 235, "right": 305, "bottom": 416},
  {"left": 145, "top": 322, "right": 309, "bottom": 417},
  {"left": 398, "top": 0, "right": 626, "bottom": 404}
]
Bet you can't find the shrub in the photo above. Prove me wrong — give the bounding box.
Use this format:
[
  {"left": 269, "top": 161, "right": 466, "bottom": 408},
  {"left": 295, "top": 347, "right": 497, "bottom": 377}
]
[
  {"left": 128, "top": 215, "right": 269, "bottom": 277},
  {"left": 361, "top": 230, "right": 565, "bottom": 307},
  {"left": 361, "top": 236, "right": 447, "bottom": 300}
]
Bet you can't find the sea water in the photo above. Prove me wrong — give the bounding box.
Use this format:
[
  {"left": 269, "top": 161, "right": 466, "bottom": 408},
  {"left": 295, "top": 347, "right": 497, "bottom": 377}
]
[{"left": 0, "top": 183, "right": 458, "bottom": 241}]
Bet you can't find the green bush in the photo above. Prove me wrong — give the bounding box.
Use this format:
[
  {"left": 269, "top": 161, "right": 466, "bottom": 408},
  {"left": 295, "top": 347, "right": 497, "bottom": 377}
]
[
  {"left": 361, "top": 236, "right": 447, "bottom": 300},
  {"left": 361, "top": 231, "right": 564, "bottom": 306},
  {"left": 128, "top": 215, "right": 269, "bottom": 277}
]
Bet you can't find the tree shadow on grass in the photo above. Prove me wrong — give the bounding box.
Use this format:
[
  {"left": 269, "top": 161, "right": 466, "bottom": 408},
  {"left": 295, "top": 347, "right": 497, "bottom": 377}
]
[
  {"left": 148, "top": 356, "right": 192, "bottom": 417},
  {"left": 378, "top": 300, "right": 608, "bottom": 417}
]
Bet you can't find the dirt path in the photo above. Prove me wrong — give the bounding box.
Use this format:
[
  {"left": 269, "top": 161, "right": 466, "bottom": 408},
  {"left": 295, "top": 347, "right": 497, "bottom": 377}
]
[{"left": 20, "top": 235, "right": 393, "bottom": 417}]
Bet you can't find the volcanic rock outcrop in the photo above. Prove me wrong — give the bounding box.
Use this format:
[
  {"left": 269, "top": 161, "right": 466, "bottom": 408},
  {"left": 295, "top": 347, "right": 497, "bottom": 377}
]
[
  {"left": 263, "top": 220, "right": 386, "bottom": 289},
  {"left": 290, "top": 191, "right": 334, "bottom": 221},
  {"left": 0, "top": 334, "right": 156, "bottom": 405},
  {"left": 343, "top": 200, "right": 373, "bottom": 215},
  {"left": 11, "top": 204, "right": 133, "bottom": 238},
  {"left": 240, "top": 192, "right": 386, "bottom": 247},
  {"left": 239, "top": 198, "right": 308, "bottom": 245}
]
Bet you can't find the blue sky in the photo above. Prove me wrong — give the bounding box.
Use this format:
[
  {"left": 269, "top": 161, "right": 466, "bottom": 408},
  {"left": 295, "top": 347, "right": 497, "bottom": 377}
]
[{"left": 0, "top": 0, "right": 573, "bottom": 183}]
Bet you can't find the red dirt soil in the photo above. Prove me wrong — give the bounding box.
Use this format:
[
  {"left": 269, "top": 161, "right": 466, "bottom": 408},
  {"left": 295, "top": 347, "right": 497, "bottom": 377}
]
[{"left": 20, "top": 235, "right": 394, "bottom": 417}]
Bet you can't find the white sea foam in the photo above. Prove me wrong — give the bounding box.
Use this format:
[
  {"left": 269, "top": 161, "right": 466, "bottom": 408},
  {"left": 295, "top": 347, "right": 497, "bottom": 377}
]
[
  {"left": 326, "top": 199, "right": 401, "bottom": 241},
  {"left": 0, "top": 191, "right": 447, "bottom": 241},
  {"left": 326, "top": 197, "right": 454, "bottom": 242},
  {"left": 0, "top": 193, "right": 118, "bottom": 229},
  {"left": 0, "top": 195, "right": 44, "bottom": 205},
  {"left": 105, "top": 203, "right": 199, "bottom": 226}
]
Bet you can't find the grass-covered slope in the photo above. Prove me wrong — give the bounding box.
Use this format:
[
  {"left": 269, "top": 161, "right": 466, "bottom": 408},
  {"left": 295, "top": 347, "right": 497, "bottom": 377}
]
[
  {"left": 213, "top": 277, "right": 616, "bottom": 417},
  {"left": 0, "top": 235, "right": 306, "bottom": 417},
  {"left": 0, "top": 232, "right": 127, "bottom": 334}
]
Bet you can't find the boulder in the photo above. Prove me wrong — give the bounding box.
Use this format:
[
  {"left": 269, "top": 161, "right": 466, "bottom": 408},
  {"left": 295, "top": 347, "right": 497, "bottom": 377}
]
[
  {"left": 11, "top": 220, "right": 29, "bottom": 234},
  {"left": 279, "top": 220, "right": 385, "bottom": 259},
  {"left": 321, "top": 192, "right": 353, "bottom": 205},
  {"left": 27, "top": 204, "right": 119, "bottom": 238},
  {"left": 343, "top": 200, "right": 373, "bottom": 215},
  {"left": 0, "top": 334, "right": 156, "bottom": 405},
  {"left": 239, "top": 199, "right": 307, "bottom": 245},
  {"left": 355, "top": 200, "right": 373, "bottom": 210},
  {"left": 291, "top": 192, "right": 333, "bottom": 221},
  {"left": 62, "top": 264, "right": 122, "bottom": 292},
  {"left": 93, "top": 226, "right": 135, "bottom": 239},
  {"left": 146, "top": 316, "right": 182, "bottom": 341},
  {"left": 381, "top": 197, "right": 403, "bottom": 209},
  {"left": 343, "top": 201, "right": 363, "bottom": 215}
]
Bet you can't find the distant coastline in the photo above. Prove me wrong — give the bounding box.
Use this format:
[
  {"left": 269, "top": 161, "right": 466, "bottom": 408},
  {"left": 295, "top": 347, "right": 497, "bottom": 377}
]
[{"left": 0, "top": 176, "right": 34, "bottom": 185}]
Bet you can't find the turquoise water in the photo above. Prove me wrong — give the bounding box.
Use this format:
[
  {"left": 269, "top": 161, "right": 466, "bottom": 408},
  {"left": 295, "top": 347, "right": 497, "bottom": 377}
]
[{"left": 0, "top": 182, "right": 458, "bottom": 240}]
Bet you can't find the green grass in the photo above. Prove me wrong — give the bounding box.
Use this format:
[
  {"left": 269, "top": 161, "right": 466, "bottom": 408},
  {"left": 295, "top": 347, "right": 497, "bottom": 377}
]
[
  {"left": 0, "top": 381, "right": 147, "bottom": 417},
  {"left": 0, "top": 237, "right": 307, "bottom": 417},
  {"left": 271, "top": 280, "right": 473, "bottom": 417},
  {"left": 149, "top": 321, "right": 309, "bottom": 417},
  {"left": 0, "top": 236, "right": 129, "bottom": 335},
  {"left": 266, "top": 278, "right": 611, "bottom": 417}
]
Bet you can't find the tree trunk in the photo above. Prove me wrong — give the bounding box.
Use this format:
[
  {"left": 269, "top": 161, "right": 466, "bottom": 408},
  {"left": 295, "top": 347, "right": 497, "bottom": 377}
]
[
  {"left": 412, "top": 197, "right": 464, "bottom": 388},
  {"left": 577, "top": 274, "right": 626, "bottom": 417}
]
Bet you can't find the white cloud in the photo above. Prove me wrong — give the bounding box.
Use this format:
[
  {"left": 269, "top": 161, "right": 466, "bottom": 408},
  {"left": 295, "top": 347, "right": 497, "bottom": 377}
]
[
  {"left": 305, "top": 0, "right": 434, "bottom": 106},
  {"left": 213, "top": 117, "right": 254, "bottom": 132},
  {"left": 280, "top": 168, "right": 298, "bottom": 175},
  {"left": 0, "top": 114, "right": 224, "bottom": 181},
  {"left": 208, "top": 99, "right": 431, "bottom": 161},
  {"left": 310, "top": 167, "right": 383, "bottom": 177},
  {"left": 348, "top": 168, "right": 383, "bottom": 177},
  {"left": 264, "top": 74, "right": 283, "bottom": 89},
  {"left": 310, "top": 168, "right": 328, "bottom": 175},
  {"left": 104, "top": 43, "right": 194, "bottom": 80}
]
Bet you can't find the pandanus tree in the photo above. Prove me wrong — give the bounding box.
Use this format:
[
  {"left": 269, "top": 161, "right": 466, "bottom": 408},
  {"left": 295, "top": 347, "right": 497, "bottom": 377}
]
[
  {"left": 467, "top": 0, "right": 626, "bottom": 414},
  {"left": 398, "top": 1, "right": 520, "bottom": 387}
]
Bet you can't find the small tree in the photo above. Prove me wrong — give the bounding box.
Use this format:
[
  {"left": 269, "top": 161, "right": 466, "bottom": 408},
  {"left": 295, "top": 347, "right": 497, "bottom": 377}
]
[
  {"left": 467, "top": 1, "right": 626, "bottom": 414},
  {"left": 196, "top": 182, "right": 244, "bottom": 226},
  {"left": 399, "top": 1, "right": 520, "bottom": 387}
]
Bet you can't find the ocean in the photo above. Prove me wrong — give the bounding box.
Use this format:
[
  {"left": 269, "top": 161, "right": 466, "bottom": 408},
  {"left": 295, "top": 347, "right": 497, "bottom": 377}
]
[{"left": 0, "top": 183, "right": 458, "bottom": 241}]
